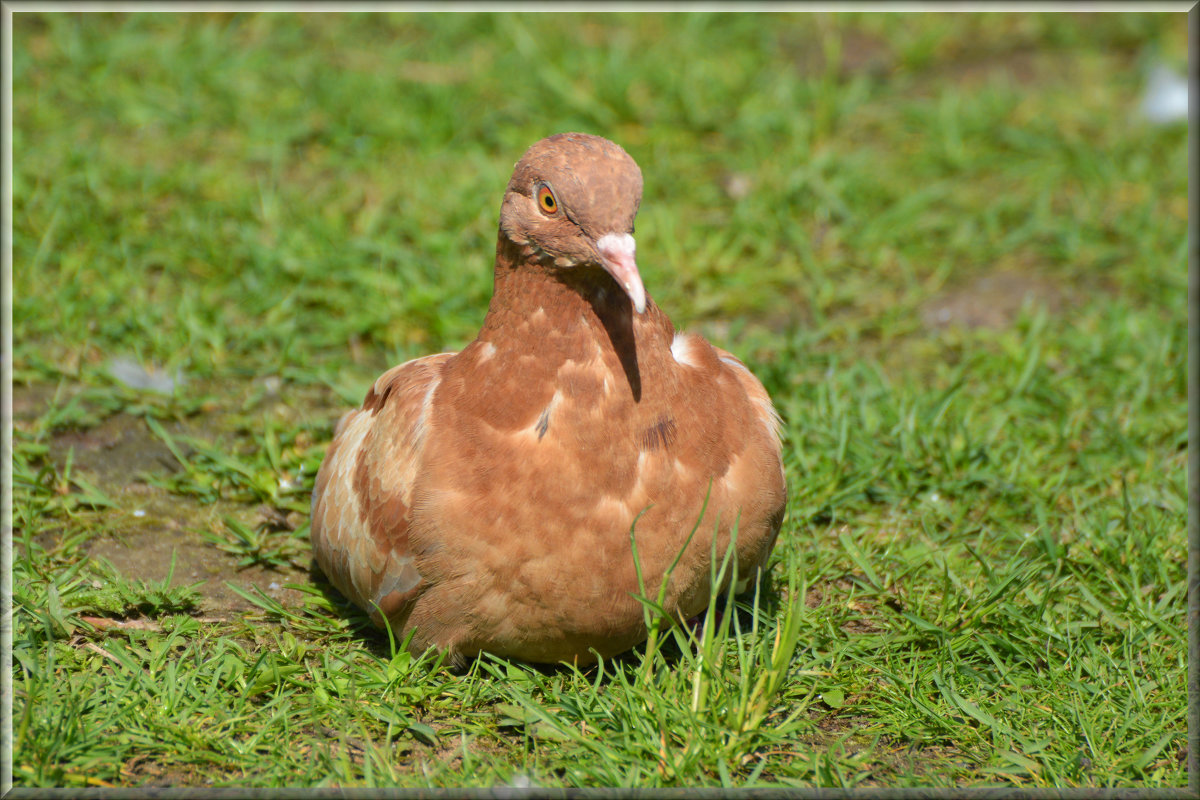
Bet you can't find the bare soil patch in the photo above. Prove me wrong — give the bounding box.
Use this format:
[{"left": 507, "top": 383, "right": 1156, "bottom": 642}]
[
  {"left": 921, "top": 270, "right": 1069, "bottom": 330},
  {"left": 14, "top": 379, "right": 344, "bottom": 617}
]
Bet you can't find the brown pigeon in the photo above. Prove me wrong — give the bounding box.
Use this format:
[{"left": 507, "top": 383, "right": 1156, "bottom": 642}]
[{"left": 310, "top": 133, "right": 786, "bottom": 666}]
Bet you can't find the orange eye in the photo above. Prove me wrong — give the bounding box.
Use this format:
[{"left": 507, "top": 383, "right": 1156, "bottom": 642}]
[{"left": 537, "top": 184, "right": 558, "bottom": 215}]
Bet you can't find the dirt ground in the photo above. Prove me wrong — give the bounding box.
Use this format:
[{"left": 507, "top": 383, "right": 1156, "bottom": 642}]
[{"left": 14, "top": 380, "right": 328, "bottom": 619}]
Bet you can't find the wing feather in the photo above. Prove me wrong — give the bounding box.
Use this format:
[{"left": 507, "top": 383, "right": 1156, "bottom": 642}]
[
  {"left": 704, "top": 343, "right": 787, "bottom": 589},
  {"left": 711, "top": 345, "right": 783, "bottom": 448},
  {"left": 310, "top": 352, "right": 455, "bottom": 627}
]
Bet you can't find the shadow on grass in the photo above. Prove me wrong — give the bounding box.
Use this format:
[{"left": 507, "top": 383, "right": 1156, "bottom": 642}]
[{"left": 306, "top": 555, "right": 785, "bottom": 683}]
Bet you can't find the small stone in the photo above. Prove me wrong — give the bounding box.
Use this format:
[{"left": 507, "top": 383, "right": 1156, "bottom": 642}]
[
  {"left": 721, "top": 172, "right": 753, "bottom": 200},
  {"left": 107, "top": 357, "right": 183, "bottom": 395},
  {"left": 1141, "top": 64, "right": 1187, "bottom": 125}
]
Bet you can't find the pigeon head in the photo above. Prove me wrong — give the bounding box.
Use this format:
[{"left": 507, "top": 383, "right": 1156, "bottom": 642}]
[{"left": 499, "top": 133, "right": 647, "bottom": 313}]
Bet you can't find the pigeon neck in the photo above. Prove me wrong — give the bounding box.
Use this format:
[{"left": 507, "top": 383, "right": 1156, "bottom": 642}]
[
  {"left": 479, "top": 232, "right": 659, "bottom": 402},
  {"left": 484, "top": 233, "right": 638, "bottom": 335}
]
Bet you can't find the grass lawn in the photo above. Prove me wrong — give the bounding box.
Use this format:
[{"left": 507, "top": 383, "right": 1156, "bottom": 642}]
[{"left": 9, "top": 10, "right": 1189, "bottom": 790}]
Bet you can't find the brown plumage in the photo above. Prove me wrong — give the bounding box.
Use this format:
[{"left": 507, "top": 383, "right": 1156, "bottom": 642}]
[{"left": 310, "top": 133, "right": 787, "bottom": 666}]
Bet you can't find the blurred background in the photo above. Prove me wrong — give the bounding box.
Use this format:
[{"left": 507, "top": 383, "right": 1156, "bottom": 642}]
[{"left": 12, "top": 12, "right": 1188, "bottom": 392}]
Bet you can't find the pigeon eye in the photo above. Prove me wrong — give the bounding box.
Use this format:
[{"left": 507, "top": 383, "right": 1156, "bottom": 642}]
[{"left": 537, "top": 184, "right": 559, "bottom": 215}]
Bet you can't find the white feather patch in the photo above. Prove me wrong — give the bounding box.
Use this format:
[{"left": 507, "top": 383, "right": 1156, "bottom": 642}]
[
  {"left": 411, "top": 374, "right": 441, "bottom": 446},
  {"left": 671, "top": 333, "right": 701, "bottom": 368},
  {"left": 333, "top": 411, "right": 374, "bottom": 521}
]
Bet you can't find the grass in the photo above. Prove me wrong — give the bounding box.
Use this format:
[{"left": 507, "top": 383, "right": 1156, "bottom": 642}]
[{"left": 9, "top": 10, "right": 1189, "bottom": 790}]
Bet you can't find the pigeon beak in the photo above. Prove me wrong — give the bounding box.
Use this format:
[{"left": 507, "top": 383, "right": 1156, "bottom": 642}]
[{"left": 596, "top": 233, "right": 646, "bottom": 314}]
